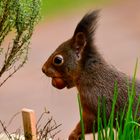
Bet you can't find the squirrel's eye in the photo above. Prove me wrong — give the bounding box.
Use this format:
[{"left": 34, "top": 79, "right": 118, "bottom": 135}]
[{"left": 53, "top": 55, "right": 64, "bottom": 66}]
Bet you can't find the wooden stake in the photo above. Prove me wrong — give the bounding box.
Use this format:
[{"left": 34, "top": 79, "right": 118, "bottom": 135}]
[{"left": 22, "top": 108, "right": 37, "bottom": 140}]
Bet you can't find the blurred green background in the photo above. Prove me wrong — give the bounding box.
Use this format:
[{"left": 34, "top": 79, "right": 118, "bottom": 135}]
[{"left": 41, "top": 0, "right": 112, "bottom": 18}]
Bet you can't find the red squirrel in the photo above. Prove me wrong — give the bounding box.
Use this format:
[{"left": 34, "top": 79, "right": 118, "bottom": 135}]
[{"left": 42, "top": 10, "right": 140, "bottom": 140}]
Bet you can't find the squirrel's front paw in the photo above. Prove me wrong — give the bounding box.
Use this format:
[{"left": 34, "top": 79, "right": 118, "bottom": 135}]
[{"left": 68, "top": 132, "right": 81, "bottom": 140}]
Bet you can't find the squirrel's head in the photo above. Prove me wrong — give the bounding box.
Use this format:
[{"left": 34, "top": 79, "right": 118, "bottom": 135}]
[{"left": 42, "top": 10, "right": 99, "bottom": 89}]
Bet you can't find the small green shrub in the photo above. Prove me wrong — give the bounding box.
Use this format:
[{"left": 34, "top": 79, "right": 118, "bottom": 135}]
[{"left": 0, "top": 0, "right": 40, "bottom": 86}]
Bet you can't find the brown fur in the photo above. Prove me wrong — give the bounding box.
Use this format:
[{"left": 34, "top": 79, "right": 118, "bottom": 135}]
[{"left": 42, "top": 11, "right": 140, "bottom": 140}]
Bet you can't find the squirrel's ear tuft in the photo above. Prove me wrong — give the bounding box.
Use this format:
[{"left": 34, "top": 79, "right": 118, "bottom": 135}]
[
  {"left": 72, "top": 10, "right": 99, "bottom": 60},
  {"left": 73, "top": 10, "right": 99, "bottom": 45}
]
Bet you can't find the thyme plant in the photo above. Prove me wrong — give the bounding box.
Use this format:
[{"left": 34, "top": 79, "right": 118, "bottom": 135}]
[{"left": 0, "top": 0, "right": 40, "bottom": 86}]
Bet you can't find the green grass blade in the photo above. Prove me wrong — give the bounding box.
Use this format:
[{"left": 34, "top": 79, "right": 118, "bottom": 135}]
[
  {"left": 122, "top": 59, "right": 139, "bottom": 139},
  {"left": 102, "top": 97, "right": 108, "bottom": 139},
  {"left": 108, "top": 81, "right": 118, "bottom": 139},
  {"left": 92, "top": 121, "right": 96, "bottom": 140},
  {"left": 77, "top": 93, "right": 85, "bottom": 140},
  {"left": 97, "top": 97, "right": 101, "bottom": 140},
  {"left": 131, "top": 58, "right": 138, "bottom": 96},
  {"left": 134, "top": 96, "right": 140, "bottom": 121}
]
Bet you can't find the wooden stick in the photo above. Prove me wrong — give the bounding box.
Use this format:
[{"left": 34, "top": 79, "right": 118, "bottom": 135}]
[{"left": 22, "top": 108, "right": 37, "bottom": 140}]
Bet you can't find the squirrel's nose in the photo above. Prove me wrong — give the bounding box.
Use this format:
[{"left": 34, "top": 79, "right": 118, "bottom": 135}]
[{"left": 42, "top": 65, "right": 46, "bottom": 74}]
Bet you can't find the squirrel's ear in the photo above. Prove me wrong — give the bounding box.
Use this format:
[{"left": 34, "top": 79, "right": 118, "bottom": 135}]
[
  {"left": 73, "top": 32, "right": 86, "bottom": 59},
  {"left": 75, "top": 32, "right": 86, "bottom": 47}
]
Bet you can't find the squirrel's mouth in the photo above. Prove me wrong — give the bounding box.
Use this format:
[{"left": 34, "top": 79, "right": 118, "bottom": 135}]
[{"left": 52, "top": 77, "right": 67, "bottom": 89}]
